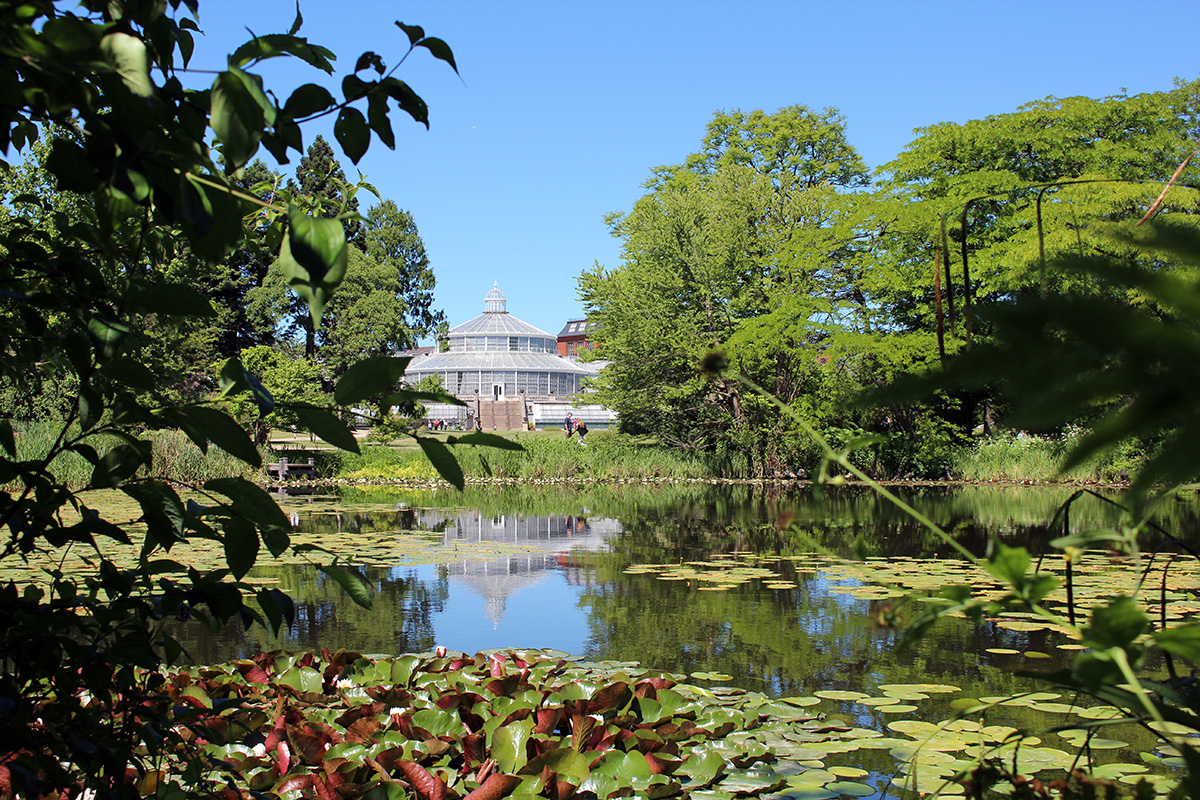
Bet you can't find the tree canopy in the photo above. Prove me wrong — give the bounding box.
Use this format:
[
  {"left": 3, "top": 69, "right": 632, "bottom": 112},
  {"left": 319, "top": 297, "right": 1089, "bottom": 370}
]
[{"left": 583, "top": 84, "right": 1200, "bottom": 477}]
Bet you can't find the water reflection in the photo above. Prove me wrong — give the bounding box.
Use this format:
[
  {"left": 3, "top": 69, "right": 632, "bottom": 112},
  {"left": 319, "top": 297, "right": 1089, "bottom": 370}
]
[
  {"left": 401, "top": 508, "right": 621, "bottom": 629},
  {"left": 177, "top": 482, "right": 1200, "bottom": 712}
]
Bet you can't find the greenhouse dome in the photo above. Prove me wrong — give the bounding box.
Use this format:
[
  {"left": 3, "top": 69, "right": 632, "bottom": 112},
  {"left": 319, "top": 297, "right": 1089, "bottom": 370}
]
[{"left": 405, "top": 282, "right": 598, "bottom": 401}]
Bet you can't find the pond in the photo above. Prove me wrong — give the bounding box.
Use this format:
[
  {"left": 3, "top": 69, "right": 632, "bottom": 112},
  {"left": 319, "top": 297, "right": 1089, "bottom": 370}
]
[{"left": 171, "top": 481, "right": 1200, "bottom": 793}]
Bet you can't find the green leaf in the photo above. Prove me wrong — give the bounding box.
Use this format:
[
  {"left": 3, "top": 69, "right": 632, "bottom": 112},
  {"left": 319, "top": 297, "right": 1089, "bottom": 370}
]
[
  {"left": 162, "top": 634, "right": 183, "bottom": 665},
  {"left": 122, "top": 481, "right": 186, "bottom": 549},
  {"left": 447, "top": 432, "right": 525, "bottom": 451},
  {"left": 384, "top": 389, "right": 466, "bottom": 407},
  {"left": 205, "top": 477, "right": 290, "bottom": 529},
  {"left": 394, "top": 21, "right": 424, "bottom": 46},
  {"left": 279, "top": 204, "right": 349, "bottom": 328},
  {"left": 98, "top": 357, "right": 158, "bottom": 392},
  {"left": 1153, "top": 623, "right": 1200, "bottom": 662},
  {"left": 78, "top": 384, "right": 103, "bottom": 431},
  {"left": 519, "top": 748, "right": 590, "bottom": 783},
  {"left": 334, "top": 106, "right": 370, "bottom": 165},
  {"left": 42, "top": 16, "right": 103, "bottom": 53},
  {"left": 983, "top": 540, "right": 1031, "bottom": 586},
  {"left": 219, "top": 357, "right": 250, "bottom": 395},
  {"left": 334, "top": 356, "right": 412, "bottom": 405},
  {"left": 223, "top": 516, "right": 259, "bottom": 579},
  {"left": 45, "top": 139, "right": 99, "bottom": 193},
  {"left": 211, "top": 68, "right": 264, "bottom": 170},
  {"left": 129, "top": 281, "right": 216, "bottom": 318},
  {"left": 416, "top": 37, "right": 457, "bottom": 73},
  {"left": 288, "top": 1, "right": 303, "bottom": 35},
  {"left": 262, "top": 526, "right": 290, "bottom": 557},
  {"left": 88, "top": 314, "right": 132, "bottom": 361},
  {"left": 1083, "top": 596, "right": 1149, "bottom": 651},
  {"left": 228, "top": 33, "right": 335, "bottom": 73},
  {"left": 0, "top": 419, "right": 14, "bottom": 458},
  {"left": 165, "top": 405, "right": 262, "bottom": 467},
  {"left": 283, "top": 83, "right": 335, "bottom": 119},
  {"left": 258, "top": 588, "right": 296, "bottom": 633},
  {"left": 100, "top": 31, "right": 153, "bottom": 97},
  {"left": 367, "top": 91, "right": 394, "bottom": 150},
  {"left": 589, "top": 750, "right": 652, "bottom": 783},
  {"left": 355, "top": 51, "right": 386, "bottom": 75},
  {"left": 319, "top": 564, "right": 372, "bottom": 609},
  {"left": 91, "top": 441, "right": 152, "bottom": 488},
  {"left": 381, "top": 78, "right": 428, "bottom": 129},
  {"left": 491, "top": 717, "right": 533, "bottom": 773},
  {"left": 292, "top": 405, "right": 359, "bottom": 453},
  {"left": 1049, "top": 528, "right": 1128, "bottom": 550},
  {"left": 417, "top": 436, "right": 464, "bottom": 490},
  {"left": 178, "top": 174, "right": 246, "bottom": 262}
]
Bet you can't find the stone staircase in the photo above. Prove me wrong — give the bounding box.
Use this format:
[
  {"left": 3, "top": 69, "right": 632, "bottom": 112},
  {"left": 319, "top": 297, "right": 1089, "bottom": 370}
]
[{"left": 476, "top": 399, "right": 526, "bottom": 431}]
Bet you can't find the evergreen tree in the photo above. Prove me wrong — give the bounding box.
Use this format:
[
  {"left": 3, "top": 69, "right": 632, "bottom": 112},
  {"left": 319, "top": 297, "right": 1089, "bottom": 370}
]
[{"left": 295, "top": 134, "right": 365, "bottom": 246}]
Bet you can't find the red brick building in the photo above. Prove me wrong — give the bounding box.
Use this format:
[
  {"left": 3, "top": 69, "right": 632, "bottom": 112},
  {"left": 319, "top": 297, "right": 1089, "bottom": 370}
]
[{"left": 556, "top": 318, "right": 597, "bottom": 358}]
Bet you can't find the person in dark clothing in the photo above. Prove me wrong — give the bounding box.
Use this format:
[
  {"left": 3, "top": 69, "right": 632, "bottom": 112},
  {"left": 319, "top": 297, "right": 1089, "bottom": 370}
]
[{"left": 575, "top": 419, "right": 588, "bottom": 446}]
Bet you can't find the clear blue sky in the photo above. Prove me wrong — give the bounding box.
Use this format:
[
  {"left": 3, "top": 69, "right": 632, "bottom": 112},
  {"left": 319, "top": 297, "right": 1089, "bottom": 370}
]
[{"left": 194, "top": 1, "right": 1199, "bottom": 339}]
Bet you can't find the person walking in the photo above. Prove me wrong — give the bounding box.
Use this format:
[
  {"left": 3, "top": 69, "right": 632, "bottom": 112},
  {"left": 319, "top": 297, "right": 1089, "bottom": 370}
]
[
  {"left": 575, "top": 419, "right": 588, "bottom": 446},
  {"left": 564, "top": 413, "right": 574, "bottom": 439}
]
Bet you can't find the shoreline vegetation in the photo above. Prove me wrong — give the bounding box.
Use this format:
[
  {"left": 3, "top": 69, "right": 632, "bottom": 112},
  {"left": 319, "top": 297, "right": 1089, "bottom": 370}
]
[{"left": 11, "top": 420, "right": 1149, "bottom": 491}]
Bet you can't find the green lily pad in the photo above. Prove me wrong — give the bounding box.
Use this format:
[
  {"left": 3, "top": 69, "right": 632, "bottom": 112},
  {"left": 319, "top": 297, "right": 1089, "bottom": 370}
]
[
  {"left": 814, "top": 690, "right": 870, "bottom": 702},
  {"left": 825, "top": 780, "right": 875, "bottom": 796},
  {"left": 778, "top": 696, "right": 822, "bottom": 708}
]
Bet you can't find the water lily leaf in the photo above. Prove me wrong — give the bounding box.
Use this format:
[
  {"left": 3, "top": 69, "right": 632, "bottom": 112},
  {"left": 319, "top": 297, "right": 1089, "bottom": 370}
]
[
  {"left": 519, "top": 747, "right": 590, "bottom": 783},
  {"left": 718, "top": 768, "right": 786, "bottom": 794},
  {"left": 395, "top": 760, "right": 446, "bottom": 800},
  {"left": 826, "top": 780, "right": 876, "bottom": 796},
  {"left": 677, "top": 747, "right": 726, "bottom": 787},
  {"left": 491, "top": 717, "right": 533, "bottom": 773},
  {"left": 461, "top": 773, "right": 522, "bottom": 800},
  {"left": 814, "top": 690, "right": 869, "bottom": 702},
  {"left": 590, "top": 750, "right": 653, "bottom": 787},
  {"left": 773, "top": 789, "right": 837, "bottom": 800}
]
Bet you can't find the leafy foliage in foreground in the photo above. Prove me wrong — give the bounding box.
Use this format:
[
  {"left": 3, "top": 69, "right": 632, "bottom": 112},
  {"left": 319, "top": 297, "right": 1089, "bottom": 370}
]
[
  {"left": 0, "top": 3, "right": 512, "bottom": 798},
  {"left": 86, "top": 649, "right": 868, "bottom": 800}
]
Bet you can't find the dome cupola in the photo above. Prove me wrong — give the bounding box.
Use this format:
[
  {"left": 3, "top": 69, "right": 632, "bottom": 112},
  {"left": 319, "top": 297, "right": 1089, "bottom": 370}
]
[{"left": 484, "top": 281, "right": 506, "bottom": 313}]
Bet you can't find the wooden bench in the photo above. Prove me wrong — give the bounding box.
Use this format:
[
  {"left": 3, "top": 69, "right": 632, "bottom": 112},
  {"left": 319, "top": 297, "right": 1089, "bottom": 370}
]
[{"left": 266, "top": 457, "right": 316, "bottom": 479}]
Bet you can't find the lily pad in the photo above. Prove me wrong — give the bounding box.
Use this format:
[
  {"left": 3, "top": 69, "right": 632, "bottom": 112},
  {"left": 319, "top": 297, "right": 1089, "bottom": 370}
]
[
  {"left": 814, "top": 690, "right": 870, "bottom": 702},
  {"left": 825, "top": 780, "right": 875, "bottom": 796}
]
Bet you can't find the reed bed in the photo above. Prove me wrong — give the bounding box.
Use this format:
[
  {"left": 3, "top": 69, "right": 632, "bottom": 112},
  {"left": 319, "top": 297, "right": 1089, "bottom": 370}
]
[
  {"left": 10, "top": 421, "right": 256, "bottom": 489},
  {"left": 953, "top": 429, "right": 1144, "bottom": 484},
  {"left": 334, "top": 430, "right": 722, "bottom": 483}
]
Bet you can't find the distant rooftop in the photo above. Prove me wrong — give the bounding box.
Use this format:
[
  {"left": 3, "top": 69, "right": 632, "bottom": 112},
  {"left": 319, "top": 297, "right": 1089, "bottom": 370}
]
[{"left": 557, "top": 318, "right": 595, "bottom": 338}]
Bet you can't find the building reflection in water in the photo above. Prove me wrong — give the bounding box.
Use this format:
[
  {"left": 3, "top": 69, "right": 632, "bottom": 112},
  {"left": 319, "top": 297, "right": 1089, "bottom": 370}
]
[{"left": 394, "top": 510, "right": 622, "bottom": 629}]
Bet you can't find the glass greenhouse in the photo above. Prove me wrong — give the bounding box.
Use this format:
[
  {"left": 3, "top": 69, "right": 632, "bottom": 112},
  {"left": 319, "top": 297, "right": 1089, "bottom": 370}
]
[{"left": 405, "top": 283, "right": 599, "bottom": 402}]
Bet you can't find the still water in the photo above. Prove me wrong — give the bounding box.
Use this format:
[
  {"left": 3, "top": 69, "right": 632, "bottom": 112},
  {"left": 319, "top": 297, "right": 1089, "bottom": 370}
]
[
  {"left": 180, "top": 482, "right": 1200, "bottom": 703},
  {"left": 167, "top": 481, "right": 1200, "bottom": 789}
]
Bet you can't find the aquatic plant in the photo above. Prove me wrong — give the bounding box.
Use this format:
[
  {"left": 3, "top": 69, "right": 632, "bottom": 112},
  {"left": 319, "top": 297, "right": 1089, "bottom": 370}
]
[{"left": 28, "top": 647, "right": 1144, "bottom": 800}]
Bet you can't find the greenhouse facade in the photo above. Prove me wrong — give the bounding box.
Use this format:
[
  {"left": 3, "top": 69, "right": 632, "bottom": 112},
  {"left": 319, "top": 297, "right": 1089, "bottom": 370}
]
[{"left": 405, "top": 283, "right": 599, "bottom": 402}]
